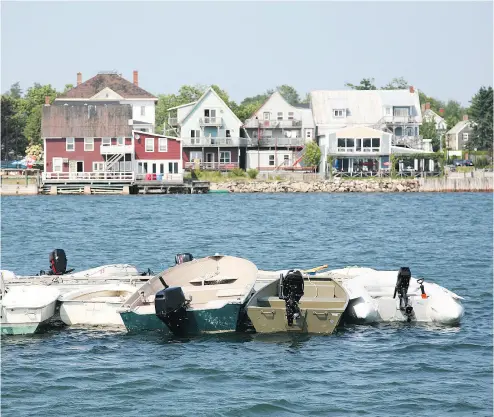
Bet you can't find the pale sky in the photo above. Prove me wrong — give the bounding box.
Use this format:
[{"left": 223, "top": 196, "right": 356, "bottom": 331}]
[{"left": 1, "top": 1, "right": 492, "bottom": 106}]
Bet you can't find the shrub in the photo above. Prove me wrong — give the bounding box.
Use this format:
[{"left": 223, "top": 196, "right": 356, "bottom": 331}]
[
  {"left": 229, "top": 168, "right": 246, "bottom": 178},
  {"left": 247, "top": 168, "right": 258, "bottom": 179}
]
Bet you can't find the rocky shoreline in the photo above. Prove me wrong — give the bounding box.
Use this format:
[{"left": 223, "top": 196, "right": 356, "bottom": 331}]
[{"left": 210, "top": 179, "right": 420, "bottom": 193}]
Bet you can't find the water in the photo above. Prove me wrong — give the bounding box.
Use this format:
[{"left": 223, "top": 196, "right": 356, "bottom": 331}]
[{"left": 1, "top": 193, "right": 492, "bottom": 416}]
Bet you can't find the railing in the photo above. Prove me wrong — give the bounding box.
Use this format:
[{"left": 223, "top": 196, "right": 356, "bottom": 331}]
[
  {"left": 135, "top": 173, "right": 184, "bottom": 183},
  {"left": 42, "top": 172, "right": 135, "bottom": 182},
  {"left": 336, "top": 147, "right": 380, "bottom": 153},
  {"left": 182, "top": 137, "right": 250, "bottom": 146},
  {"left": 244, "top": 119, "right": 302, "bottom": 129},
  {"left": 199, "top": 117, "right": 223, "bottom": 126},
  {"left": 184, "top": 162, "right": 239, "bottom": 171},
  {"left": 392, "top": 135, "right": 424, "bottom": 150},
  {"left": 383, "top": 115, "right": 419, "bottom": 124},
  {"left": 100, "top": 144, "right": 134, "bottom": 154},
  {"left": 255, "top": 137, "right": 305, "bottom": 147},
  {"left": 168, "top": 117, "right": 178, "bottom": 126}
]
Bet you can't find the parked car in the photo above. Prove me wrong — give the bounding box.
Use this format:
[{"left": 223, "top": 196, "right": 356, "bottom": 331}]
[
  {"left": 453, "top": 159, "right": 465, "bottom": 167},
  {"left": 464, "top": 160, "right": 474, "bottom": 166}
]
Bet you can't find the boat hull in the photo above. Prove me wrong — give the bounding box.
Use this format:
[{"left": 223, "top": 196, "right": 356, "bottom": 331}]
[
  {"left": 59, "top": 302, "right": 125, "bottom": 327},
  {"left": 1, "top": 301, "right": 58, "bottom": 335},
  {"left": 121, "top": 303, "right": 243, "bottom": 335}
]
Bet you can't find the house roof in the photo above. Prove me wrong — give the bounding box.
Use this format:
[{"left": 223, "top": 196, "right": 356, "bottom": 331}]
[
  {"left": 310, "top": 89, "right": 422, "bottom": 126},
  {"left": 167, "top": 101, "right": 197, "bottom": 111},
  {"left": 423, "top": 108, "right": 445, "bottom": 124},
  {"left": 179, "top": 87, "right": 242, "bottom": 126},
  {"left": 294, "top": 103, "right": 310, "bottom": 109},
  {"left": 57, "top": 73, "right": 157, "bottom": 100},
  {"left": 133, "top": 130, "right": 181, "bottom": 141},
  {"left": 446, "top": 120, "right": 471, "bottom": 135}
]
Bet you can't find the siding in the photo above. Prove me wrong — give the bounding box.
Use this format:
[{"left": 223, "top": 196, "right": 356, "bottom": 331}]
[
  {"left": 134, "top": 133, "right": 181, "bottom": 161},
  {"left": 45, "top": 138, "right": 106, "bottom": 173}
]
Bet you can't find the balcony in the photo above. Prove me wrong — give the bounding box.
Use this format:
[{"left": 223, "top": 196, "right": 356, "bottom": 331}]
[
  {"left": 199, "top": 117, "right": 223, "bottom": 126},
  {"left": 100, "top": 144, "right": 134, "bottom": 154},
  {"left": 244, "top": 118, "right": 302, "bottom": 129},
  {"left": 182, "top": 137, "right": 250, "bottom": 147},
  {"left": 42, "top": 171, "right": 135, "bottom": 183},
  {"left": 254, "top": 137, "right": 305, "bottom": 147},
  {"left": 184, "top": 161, "right": 239, "bottom": 171},
  {"left": 168, "top": 117, "right": 178, "bottom": 126},
  {"left": 383, "top": 115, "right": 419, "bottom": 124}
]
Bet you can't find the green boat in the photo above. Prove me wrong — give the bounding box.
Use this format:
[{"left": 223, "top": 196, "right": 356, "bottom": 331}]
[{"left": 119, "top": 255, "right": 258, "bottom": 336}]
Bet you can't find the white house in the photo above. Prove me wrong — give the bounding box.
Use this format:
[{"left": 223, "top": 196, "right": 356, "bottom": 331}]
[
  {"left": 165, "top": 87, "right": 248, "bottom": 170},
  {"left": 311, "top": 87, "right": 434, "bottom": 176},
  {"left": 421, "top": 103, "right": 447, "bottom": 131},
  {"left": 243, "top": 91, "right": 315, "bottom": 171},
  {"left": 56, "top": 71, "right": 157, "bottom": 133}
]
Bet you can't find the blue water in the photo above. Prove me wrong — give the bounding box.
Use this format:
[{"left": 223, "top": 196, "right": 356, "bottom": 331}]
[{"left": 1, "top": 193, "right": 492, "bottom": 416}]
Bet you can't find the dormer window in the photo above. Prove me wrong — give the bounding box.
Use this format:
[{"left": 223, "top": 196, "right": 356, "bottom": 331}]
[{"left": 333, "top": 109, "right": 346, "bottom": 118}]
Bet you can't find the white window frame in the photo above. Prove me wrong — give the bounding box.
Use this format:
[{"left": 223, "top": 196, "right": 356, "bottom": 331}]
[
  {"left": 288, "top": 112, "right": 294, "bottom": 120},
  {"left": 84, "top": 138, "right": 94, "bottom": 151},
  {"left": 93, "top": 162, "right": 105, "bottom": 171},
  {"left": 277, "top": 112, "right": 283, "bottom": 121},
  {"left": 385, "top": 107, "right": 391, "bottom": 116},
  {"left": 140, "top": 106, "right": 146, "bottom": 116},
  {"left": 219, "top": 151, "right": 231, "bottom": 164},
  {"left": 263, "top": 112, "right": 270, "bottom": 120},
  {"left": 333, "top": 109, "right": 346, "bottom": 118},
  {"left": 269, "top": 155, "right": 275, "bottom": 166},
  {"left": 190, "top": 151, "right": 202, "bottom": 162},
  {"left": 66, "top": 137, "right": 75, "bottom": 151},
  {"left": 158, "top": 138, "right": 168, "bottom": 152},
  {"left": 117, "top": 137, "right": 125, "bottom": 146},
  {"left": 463, "top": 133, "right": 469, "bottom": 142},
  {"left": 305, "top": 129, "right": 312, "bottom": 139},
  {"left": 145, "top": 138, "right": 154, "bottom": 152},
  {"left": 53, "top": 157, "right": 63, "bottom": 172},
  {"left": 102, "top": 137, "right": 111, "bottom": 146}
]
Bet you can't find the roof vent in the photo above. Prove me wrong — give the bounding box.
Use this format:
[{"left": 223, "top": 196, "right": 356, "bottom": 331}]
[{"left": 97, "top": 70, "right": 119, "bottom": 75}]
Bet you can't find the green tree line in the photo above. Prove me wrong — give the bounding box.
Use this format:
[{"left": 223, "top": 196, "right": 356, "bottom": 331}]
[{"left": 2, "top": 77, "right": 491, "bottom": 160}]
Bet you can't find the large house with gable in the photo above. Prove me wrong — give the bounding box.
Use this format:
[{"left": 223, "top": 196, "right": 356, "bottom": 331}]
[{"left": 165, "top": 86, "right": 248, "bottom": 170}]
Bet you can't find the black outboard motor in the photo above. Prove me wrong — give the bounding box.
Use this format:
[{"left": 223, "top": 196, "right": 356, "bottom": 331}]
[
  {"left": 279, "top": 270, "right": 305, "bottom": 326},
  {"left": 175, "top": 253, "right": 194, "bottom": 265},
  {"left": 49, "top": 249, "right": 68, "bottom": 275},
  {"left": 393, "top": 267, "right": 414, "bottom": 322},
  {"left": 155, "top": 286, "right": 190, "bottom": 336}
]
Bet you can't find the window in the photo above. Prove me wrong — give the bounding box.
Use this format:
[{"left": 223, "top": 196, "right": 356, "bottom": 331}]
[
  {"left": 140, "top": 128, "right": 149, "bottom": 133},
  {"left": 393, "top": 107, "right": 410, "bottom": 117},
  {"left": 159, "top": 138, "right": 168, "bottom": 152},
  {"left": 337, "top": 138, "right": 356, "bottom": 152},
  {"left": 333, "top": 109, "right": 345, "bottom": 118},
  {"left": 190, "top": 151, "right": 202, "bottom": 162},
  {"left": 190, "top": 130, "right": 201, "bottom": 144},
  {"left": 269, "top": 155, "right": 275, "bottom": 166},
  {"left": 284, "top": 155, "right": 290, "bottom": 166},
  {"left": 169, "top": 162, "right": 179, "bottom": 174},
  {"left": 305, "top": 129, "right": 312, "bottom": 139},
  {"left": 220, "top": 151, "right": 231, "bottom": 164},
  {"left": 277, "top": 112, "right": 283, "bottom": 121},
  {"left": 263, "top": 112, "right": 270, "bottom": 120},
  {"left": 93, "top": 162, "right": 105, "bottom": 171},
  {"left": 463, "top": 133, "right": 469, "bottom": 142},
  {"left": 53, "top": 158, "right": 63, "bottom": 173},
  {"left": 102, "top": 137, "right": 111, "bottom": 146},
  {"left": 385, "top": 107, "right": 391, "bottom": 116},
  {"left": 145, "top": 138, "right": 154, "bottom": 152},
  {"left": 66, "top": 137, "right": 75, "bottom": 151},
  {"left": 225, "top": 130, "right": 231, "bottom": 138},
  {"left": 84, "top": 138, "right": 94, "bottom": 151},
  {"left": 117, "top": 137, "right": 124, "bottom": 145},
  {"left": 356, "top": 139, "right": 362, "bottom": 151},
  {"left": 371, "top": 138, "right": 380, "bottom": 151},
  {"left": 141, "top": 106, "right": 146, "bottom": 116},
  {"left": 288, "top": 112, "right": 294, "bottom": 120}
]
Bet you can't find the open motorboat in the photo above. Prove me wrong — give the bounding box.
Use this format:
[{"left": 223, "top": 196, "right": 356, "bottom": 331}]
[
  {"left": 246, "top": 270, "right": 348, "bottom": 334},
  {"left": 120, "top": 254, "right": 258, "bottom": 335},
  {"left": 257, "top": 266, "right": 464, "bottom": 325},
  {"left": 1, "top": 276, "right": 60, "bottom": 335},
  {"left": 59, "top": 283, "right": 138, "bottom": 327}
]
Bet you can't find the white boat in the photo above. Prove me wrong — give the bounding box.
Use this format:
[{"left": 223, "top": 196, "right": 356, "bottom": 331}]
[
  {"left": 59, "top": 283, "right": 138, "bottom": 327},
  {"left": 257, "top": 266, "right": 464, "bottom": 325},
  {"left": 1, "top": 276, "right": 60, "bottom": 335}
]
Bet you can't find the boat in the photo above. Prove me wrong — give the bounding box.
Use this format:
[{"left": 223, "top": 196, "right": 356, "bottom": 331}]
[
  {"left": 1, "top": 276, "right": 60, "bottom": 335},
  {"left": 58, "top": 283, "right": 138, "bottom": 327},
  {"left": 246, "top": 270, "right": 349, "bottom": 334},
  {"left": 257, "top": 266, "right": 464, "bottom": 325},
  {"left": 119, "top": 254, "right": 258, "bottom": 335}
]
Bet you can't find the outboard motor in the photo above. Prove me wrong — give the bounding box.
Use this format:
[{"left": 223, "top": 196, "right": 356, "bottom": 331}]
[
  {"left": 175, "top": 253, "right": 194, "bottom": 265},
  {"left": 279, "top": 270, "right": 305, "bottom": 326},
  {"left": 155, "top": 286, "right": 190, "bottom": 336},
  {"left": 48, "top": 249, "right": 68, "bottom": 275},
  {"left": 393, "top": 267, "right": 414, "bottom": 322}
]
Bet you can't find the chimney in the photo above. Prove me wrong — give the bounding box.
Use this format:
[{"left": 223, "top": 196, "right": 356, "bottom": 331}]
[
  {"left": 463, "top": 114, "right": 468, "bottom": 121},
  {"left": 421, "top": 104, "right": 425, "bottom": 112},
  {"left": 439, "top": 108, "right": 444, "bottom": 115},
  {"left": 44, "top": 96, "right": 50, "bottom": 106},
  {"left": 409, "top": 86, "right": 415, "bottom": 93},
  {"left": 133, "top": 70, "right": 138, "bottom": 86},
  {"left": 77, "top": 72, "right": 82, "bottom": 86},
  {"left": 425, "top": 102, "right": 431, "bottom": 110}
]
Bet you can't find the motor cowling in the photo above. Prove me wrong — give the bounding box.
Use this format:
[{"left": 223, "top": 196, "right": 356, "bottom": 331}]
[
  {"left": 393, "top": 267, "right": 414, "bottom": 321},
  {"left": 175, "top": 253, "right": 194, "bottom": 265},
  {"left": 49, "top": 249, "right": 68, "bottom": 275},
  {"left": 279, "top": 270, "right": 305, "bottom": 326},
  {"left": 155, "top": 286, "right": 189, "bottom": 335}
]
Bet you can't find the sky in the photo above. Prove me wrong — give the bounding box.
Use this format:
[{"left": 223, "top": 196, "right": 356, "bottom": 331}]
[{"left": 1, "top": 1, "right": 492, "bottom": 106}]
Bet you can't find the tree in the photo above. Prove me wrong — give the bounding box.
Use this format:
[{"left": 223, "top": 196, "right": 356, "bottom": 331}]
[
  {"left": 345, "top": 78, "right": 377, "bottom": 90},
  {"left": 6, "top": 82, "right": 22, "bottom": 99},
  {"left": 467, "top": 86, "right": 493, "bottom": 151},
  {"left": 1, "top": 94, "right": 28, "bottom": 160},
  {"left": 276, "top": 85, "right": 301, "bottom": 106},
  {"left": 302, "top": 141, "right": 321, "bottom": 171},
  {"left": 420, "top": 117, "right": 440, "bottom": 152},
  {"left": 381, "top": 77, "right": 409, "bottom": 90},
  {"left": 64, "top": 84, "right": 74, "bottom": 93}
]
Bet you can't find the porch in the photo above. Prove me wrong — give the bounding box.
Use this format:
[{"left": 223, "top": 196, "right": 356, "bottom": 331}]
[{"left": 185, "top": 147, "right": 241, "bottom": 171}]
